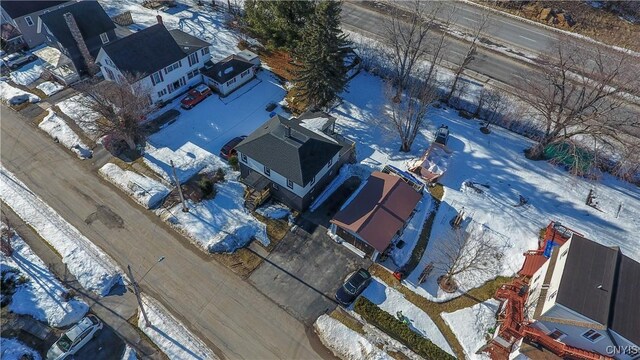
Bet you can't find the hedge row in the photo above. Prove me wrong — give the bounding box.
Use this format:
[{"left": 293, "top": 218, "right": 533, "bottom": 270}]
[{"left": 354, "top": 297, "right": 455, "bottom": 360}]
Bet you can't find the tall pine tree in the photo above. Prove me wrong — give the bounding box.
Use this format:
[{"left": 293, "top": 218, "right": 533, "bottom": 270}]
[
  {"left": 244, "top": 0, "right": 315, "bottom": 49},
  {"left": 291, "top": 0, "right": 351, "bottom": 110}
]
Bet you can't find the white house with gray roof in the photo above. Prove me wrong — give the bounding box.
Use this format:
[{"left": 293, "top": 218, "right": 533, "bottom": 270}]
[
  {"left": 95, "top": 16, "right": 211, "bottom": 104},
  {"left": 202, "top": 52, "right": 259, "bottom": 96},
  {"left": 235, "top": 112, "right": 355, "bottom": 211},
  {"left": 525, "top": 234, "right": 639, "bottom": 359}
]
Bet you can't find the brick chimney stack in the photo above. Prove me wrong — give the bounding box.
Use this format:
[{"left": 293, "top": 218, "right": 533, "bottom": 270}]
[
  {"left": 156, "top": 15, "right": 163, "bottom": 24},
  {"left": 63, "top": 12, "right": 98, "bottom": 76}
]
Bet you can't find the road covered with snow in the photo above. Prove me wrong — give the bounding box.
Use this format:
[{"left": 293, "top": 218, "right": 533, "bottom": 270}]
[{"left": 0, "top": 166, "right": 125, "bottom": 296}]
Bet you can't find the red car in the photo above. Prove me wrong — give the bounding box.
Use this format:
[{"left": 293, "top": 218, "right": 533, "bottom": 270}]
[
  {"left": 180, "top": 84, "right": 212, "bottom": 109},
  {"left": 220, "top": 136, "right": 247, "bottom": 161}
]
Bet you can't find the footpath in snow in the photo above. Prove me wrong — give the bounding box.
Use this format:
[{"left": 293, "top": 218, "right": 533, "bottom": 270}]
[
  {"left": 139, "top": 294, "right": 218, "bottom": 360},
  {"left": 315, "top": 314, "right": 391, "bottom": 360},
  {"left": 1, "top": 223, "right": 89, "bottom": 327},
  {"left": 361, "top": 278, "right": 454, "bottom": 356},
  {"left": 0, "top": 166, "right": 124, "bottom": 296},
  {"left": 442, "top": 299, "right": 500, "bottom": 360}
]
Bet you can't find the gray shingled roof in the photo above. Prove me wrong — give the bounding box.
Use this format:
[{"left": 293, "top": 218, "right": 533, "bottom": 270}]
[
  {"left": 556, "top": 235, "right": 618, "bottom": 325},
  {"left": 202, "top": 55, "right": 253, "bottom": 84},
  {"left": 39, "top": 1, "right": 114, "bottom": 58},
  {"left": 1, "top": 0, "right": 68, "bottom": 19},
  {"left": 610, "top": 255, "right": 640, "bottom": 345},
  {"left": 235, "top": 115, "right": 342, "bottom": 186},
  {"left": 101, "top": 24, "right": 210, "bottom": 80}
]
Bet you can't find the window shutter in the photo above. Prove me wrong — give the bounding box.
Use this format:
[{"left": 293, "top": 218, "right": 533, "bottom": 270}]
[
  {"left": 151, "top": 73, "right": 156, "bottom": 86},
  {"left": 194, "top": 52, "right": 199, "bottom": 63},
  {"left": 159, "top": 71, "right": 163, "bottom": 82}
]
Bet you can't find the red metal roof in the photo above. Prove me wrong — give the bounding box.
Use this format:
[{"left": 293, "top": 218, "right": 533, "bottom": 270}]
[{"left": 518, "top": 251, "right": 547, "bottom": 277}]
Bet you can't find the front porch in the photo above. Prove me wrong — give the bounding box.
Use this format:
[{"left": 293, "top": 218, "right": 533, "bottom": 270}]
[
  {"left": 241, "top": 171, "right": 271, "bottom": 211},
  {"left": 33, "top": 46, "right": 80, "bottom": 85}
]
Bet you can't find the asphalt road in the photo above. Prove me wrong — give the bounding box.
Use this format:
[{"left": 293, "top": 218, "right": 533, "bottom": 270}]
[{"left": 0, "top": 105, "right": 328, "bottom": 360}]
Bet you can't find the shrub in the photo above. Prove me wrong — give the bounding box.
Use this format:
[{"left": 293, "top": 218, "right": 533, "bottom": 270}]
[
  {"left": 215, "top": 168, "right": 226, "bottom": 182},
  {"left": 429, "top": 183, "right": 444, "bottom": 201},
  {"left": 354, "top": 297, "right": 455, "bottom": 360},
  {"left": 197, "top": 177, "right": 216, "bottom": 199},
  {"left": 228, "top": 155, "right": 239, "bottom": 171}
]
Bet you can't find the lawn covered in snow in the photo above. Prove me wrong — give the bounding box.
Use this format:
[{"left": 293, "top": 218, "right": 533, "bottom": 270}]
[
  {"left": 360, "top": 278, "right": 454, "bottom": 356},
  {"left": 99, "top": 163, "right": 169, "bottom": 209},
  {"left": 315, "top": 314, "right": 391, "bottom": 360},
  {"left": 329, "top": 72, "right": 640, "bottom": 302},
  {"left": 139, "top": 294, "right": 217, "bottom": 360},
  {"left": 0, "top": 338, "right": 41, "bottom": 360},
  {"left": 0, "top": 166, "right": 124, "bottom": 296},
  {"left": 0, "top": 81, "right": 40, "bottom": 105},
  {"left": 39, "top": 109, "right": 92, "bottom": 159},
  {"left": 441, "top": 300, "right": 500, "bottom": 360},
  {"left": 56, "top": 94, "right": 101, "bottom": 139},
  {"left": 36, "top": 81, "right": 64, "bottom": 96},
  {"left": 1, "top": 223, "right": 89, "bottom": 327}
]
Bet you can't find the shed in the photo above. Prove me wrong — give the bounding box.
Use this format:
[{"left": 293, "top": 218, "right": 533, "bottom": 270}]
[{"left": 236, "top": 50, "right": 260, "bottom": 67}]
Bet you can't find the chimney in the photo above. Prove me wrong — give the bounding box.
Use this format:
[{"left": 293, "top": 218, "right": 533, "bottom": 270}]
[
  {"left": 156, "top": 15, "right": 163, "bottom": 24},
  {"left": 63, "top": 12, "right": 98, "bottom": 76}
]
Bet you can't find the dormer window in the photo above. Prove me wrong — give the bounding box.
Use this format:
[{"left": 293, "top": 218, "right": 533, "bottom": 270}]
[
  {"left": 100, "top": 32, "right": 109, "bottom": 44},
  {"left": 25, "top": 16, "right": 34, "bottom": 26},
  {"left": 264, "top": 166, "right": 270, "bottom": 176}
]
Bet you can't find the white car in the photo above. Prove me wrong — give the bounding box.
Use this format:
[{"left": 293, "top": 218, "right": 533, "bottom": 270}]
[
  {"left": 47, "top": 315, "right": 103, "bottom": 359},
  {"left": 2, "top": 52, "right": 36, "bottom": 69}
]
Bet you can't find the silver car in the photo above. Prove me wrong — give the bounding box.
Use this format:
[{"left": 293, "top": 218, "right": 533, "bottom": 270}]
[
  {"left": 2, "top": 52, "right": 37, "bottom": 69},
  {"left": 47, "top": 315, "right": 103, "bottom": 360}
]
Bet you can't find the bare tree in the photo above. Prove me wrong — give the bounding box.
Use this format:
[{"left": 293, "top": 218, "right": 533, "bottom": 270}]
[
  {"left": 424, "top": 4, "right": 456, "bottom": 86},
  {"left": 513, "top": 38, "right": 640, "bottom": 162},
  {"left": 475, "top": 86, "right": 508, "bottom": 125},
  {"left": 74, "top": 74, "right": 155, "bottom": 151},
  {"left": 446, "top": 11, "right": 491, "bottom": 103},
  {"left": 435, "top": 228, "right": 501, "bottom": 293},
  {"left": 386, "top": 77, "right": 439, "bottom": 152},
  {"left": 384, "top": 0, "right": 441, "bottom": 100}
]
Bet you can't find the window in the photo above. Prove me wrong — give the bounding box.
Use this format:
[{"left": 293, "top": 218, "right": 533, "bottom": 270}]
[
  {"left": 548, "top": 290, "right": 557, "bottom": 300},
  {"left": 310, "top": 176, "right": 315, "bottom": 185},
  {"left": 328, "top": 158, "right": 333, "bottom": 167},
  {"left": 188, "top": 52, "right": 199, "bottom": 66},
  {"left": 25, "top": 16, "right": 34, "bottom": 26},
  {"left": 287, "top": 179, "right": 293, "bottom": 189},
  {"left": 533, "top": 274, "right": 540, "bottom": 284},
  {"left": 105, "top": 68, "right": 115, "bottom": 81},
  {"left": 561, "top": 248, "right": 569, "bottom": 257},
  {"left": 241, "top": 153, "right": 247, "bottom": 163},
  {"left": 201, "top": 47, "right": 210, "bottom": 55},
  {"left": 548, "top": 329, "right": 565, "bottom": 340},
  {"left": 157, "top": 89, "right": 167, "bottom": 98},
  {"left": 226, "top": 78, "right": 236, "bottom": 86},
  {"left": 240, "top": 70, "right": 249, "bottom": 78},
  {"left": 187, "top": 69, "right": 199, "bottom": 80},
  {"left": 165, "top": 61, "right": 180, "bottom": 74},
  {"left": 105, "top": 58, "right": 113, "bottom": 66},
  {"left": 100, "top": 32, "right": 109, "bottom": 44},
  {"left": 264, "top": 166, "right": 270, "bottom": 176},
  {"left": 582, "top": 330, "right": 603, "bottom": 343},
  {"left": 151, "top": 72, "right": 162, "bottom": 85}
]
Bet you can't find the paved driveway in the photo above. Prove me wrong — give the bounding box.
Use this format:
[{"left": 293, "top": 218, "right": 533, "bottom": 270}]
[{"left": 249, "top": 178, "right": 370, "bottom": 325}]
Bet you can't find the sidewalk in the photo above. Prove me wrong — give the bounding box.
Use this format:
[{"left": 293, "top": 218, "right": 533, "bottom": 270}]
[{"left": 1, "top": 205, "right": 165, "bottom": 359}]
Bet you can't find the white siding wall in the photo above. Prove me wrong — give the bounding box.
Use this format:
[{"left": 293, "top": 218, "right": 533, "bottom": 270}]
[
  {"left": 238, "top": 150, "right": 337, "bottom": 198},
  {"left": 97, "top": 47, "right": 212, "bottom": 103},
  {"left": 541, "top": 237, "right": 572, "bottom": 315},
  {"left": 206, "top": 67, "right": 255, "bottom": 96},
  {"left": 525, "top": 258, "right": 550, "bottom": 318}
]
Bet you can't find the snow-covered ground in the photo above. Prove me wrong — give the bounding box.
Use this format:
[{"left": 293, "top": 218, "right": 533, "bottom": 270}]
[
  {"left": 0, "top": 337, "right": 41, "bottom": 360},
  {"left": 360, "top": 278, "right": 454, "bottom": 356},
  {"left": 9, "top": 61, "right": 44, "bottom": 86},
  {"left": 99, "top": 163, "right": 169, "bottom": 209},
  {"left": 0, "top": 81, "right": 40, "bottom": 104},
  {"left": 157, "top": 171, "right": 268, "bottom": 253},
  {"left": 56, "top": 94, "right": 101, "bottom": 138},
  {"left": 329, "top": 72, "right": 640, "bottom": 303},
  {"left": 1, "top": 223, "right": 89, "bottom": 327},
  {"left": 36, "top": 81, "right": 64, "bottom": 96},
  {"left": 0, "top": 166, "right": 125, "bottom": 296},
  {"left": 441, "top": 299, "right": 500, "bottom": 360},
  {"left": 315, "top": 314, "right": 391, "bottom": 360},
  {"left": 138, "top": 294, "right": 218, "bottom": 360},
  {"left": 255, "top": 202, "right": 290, "bottom": 219},
  {"left": 38, "top": 109, "right": 93, "bottom": 159}
]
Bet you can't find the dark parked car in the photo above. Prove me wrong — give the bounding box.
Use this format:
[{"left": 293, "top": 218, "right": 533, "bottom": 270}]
[
  {"left": 434, "top": 125, "right": 449, "bottom": 146},
  {"left": 180, "top": 84, "right": 212, "bottom": 109},
  {"left": 219, "top": 135, "right": 247, "bottom": 161},
  {"left": 335, "top": 268, "right": 372, "bottom": 306}
]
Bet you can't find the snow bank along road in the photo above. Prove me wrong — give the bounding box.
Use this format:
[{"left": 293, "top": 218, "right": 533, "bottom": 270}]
[{"left": 0, "top": 105, "right": 326, "bottom": 359}]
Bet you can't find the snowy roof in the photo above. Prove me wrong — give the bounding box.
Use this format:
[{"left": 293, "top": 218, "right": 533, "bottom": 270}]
[
  {"left": 331, "top": 171, "right": 422, "bottom": 252},
  {"left": 235, "top": 114, "right": 342, "bottom": 186},
  {"left": 202, "top": 54, "right": 253, "bottom": 84},
  {"left": 237, "top": 49, "right": 258, "bottom": 61},
  {"left": 101, "top": 24, "right": 210, "bottom": 81}
]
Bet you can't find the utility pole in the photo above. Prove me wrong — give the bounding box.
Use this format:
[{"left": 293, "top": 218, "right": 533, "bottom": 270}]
[
  {"left": 170, "top": 160, "right": 189, "bottom": 212},
  {"left": 128, "top": 265, "right": 151, "bottom": 327}
]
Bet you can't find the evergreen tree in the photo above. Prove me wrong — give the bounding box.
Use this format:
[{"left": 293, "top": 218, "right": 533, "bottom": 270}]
[
  {"left": 292, "top": 0, "right": 351, "bottom": 110},
  {"left": 244, "top": 0, "right": 315, "bottom": 49}
]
